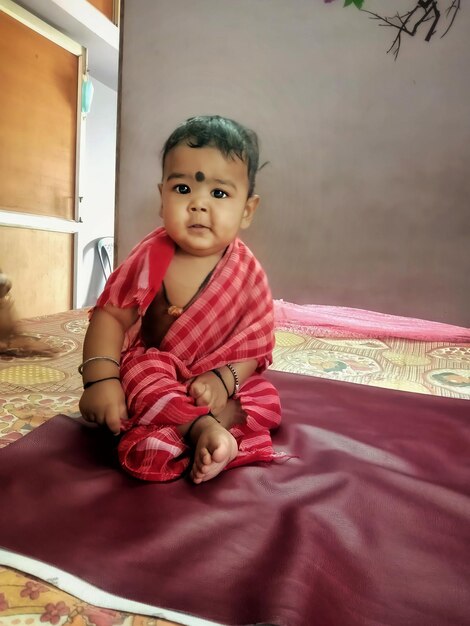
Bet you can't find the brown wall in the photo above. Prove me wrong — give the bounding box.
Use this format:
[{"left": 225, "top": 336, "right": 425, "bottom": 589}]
[{"left": 117, "top": 0, "right": 470, "bottom": 326}]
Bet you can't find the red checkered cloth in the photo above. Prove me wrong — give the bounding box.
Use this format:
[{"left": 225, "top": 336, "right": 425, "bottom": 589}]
[{"left": 94, "top": 228, "right": 282, "bottom": 481}]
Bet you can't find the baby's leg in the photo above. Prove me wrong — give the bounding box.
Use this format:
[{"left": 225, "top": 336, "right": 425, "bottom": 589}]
[
  {"left": 121, "top": 349, "right": 208, "bottom": 424},
  {"left": 118, "top": 350, "right": 212, "bottom": 481},
  {"left": 186, "top": 402, "right": 242, "bottom": 484},
  {"left": 186, "top": 417, "right": 238, "bottom": 484},
  {"left": 225, "top": 375, "right": 282, "bottom": 470},
  {"left": 119, "top": 405, "right": 240, "bottom": 483},
  {"left": 118, "top": 423, "right": 190, "bottom": 481},
  {"left": 188, "top": 375, "right": 282, "bottom": 483}
]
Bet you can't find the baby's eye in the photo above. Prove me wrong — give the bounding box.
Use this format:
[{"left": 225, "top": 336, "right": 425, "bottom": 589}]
[
  {"left": 211, "top": 189, "right": 228, "bottom": 199},
  {"left": 174, "top": 184, "right": 190, "bottom": 194}
]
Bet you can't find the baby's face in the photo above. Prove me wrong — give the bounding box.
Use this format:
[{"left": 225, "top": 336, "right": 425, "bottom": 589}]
[{"left": 159, "top": 144, "right": 259, "bottom": 259}]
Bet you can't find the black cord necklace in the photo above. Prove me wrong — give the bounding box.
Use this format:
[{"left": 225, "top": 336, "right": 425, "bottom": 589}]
[{"left": 161, "top": 270, "right": 214, "bottom": 318}]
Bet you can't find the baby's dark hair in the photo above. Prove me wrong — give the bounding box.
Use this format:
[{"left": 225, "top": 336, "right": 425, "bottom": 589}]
[{"left": 161, "top": 115, "right": 260, "bottom": 197}]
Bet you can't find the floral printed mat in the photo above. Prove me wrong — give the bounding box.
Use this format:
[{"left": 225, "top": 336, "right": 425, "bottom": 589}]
[
  {"left": 273, "top": 331, "right": 470, "bottom": 398},
  {"left": 0, "top": 308, "right": 468, "bottom": 626},
  {"left": 0, "top": 565, "right": 167, "bottom": 626}
]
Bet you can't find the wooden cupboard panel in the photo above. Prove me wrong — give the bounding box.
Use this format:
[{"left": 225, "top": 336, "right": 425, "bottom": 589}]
[
  {"left": 0, "top": 226, "right": 73, "bottom": 318},
  {"left": 87, "top": 0, "right": 115, "bottom": 22},
  {"left": 0, "top": 11, "right": 78, "bottom": 220}
]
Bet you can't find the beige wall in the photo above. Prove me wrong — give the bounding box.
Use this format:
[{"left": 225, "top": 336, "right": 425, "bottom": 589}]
[{"left": 117, "top": 0, "right": 469, "bottom": 325}]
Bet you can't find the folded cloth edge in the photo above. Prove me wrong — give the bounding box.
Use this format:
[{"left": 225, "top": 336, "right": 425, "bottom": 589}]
[{"left": 274, "top": 300, "right": 470, "bottom": 342}]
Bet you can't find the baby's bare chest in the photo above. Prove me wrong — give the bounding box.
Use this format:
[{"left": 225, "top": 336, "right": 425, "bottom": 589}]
[{"left": 140, "top": 264, "right": 214, "bottom": 348}]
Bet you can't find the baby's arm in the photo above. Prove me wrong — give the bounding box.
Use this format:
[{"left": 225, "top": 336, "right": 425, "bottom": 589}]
[
  {"left": 189, "top": 360, "right": 258, "bottom": 416},
  {"left": 79, "top": 305, "right": 138, "bottom": 434}
]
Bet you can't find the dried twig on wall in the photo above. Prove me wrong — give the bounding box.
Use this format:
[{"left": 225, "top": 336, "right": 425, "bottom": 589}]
[{"left": 326, "top": 0, "right": 461, "bottom": 59}]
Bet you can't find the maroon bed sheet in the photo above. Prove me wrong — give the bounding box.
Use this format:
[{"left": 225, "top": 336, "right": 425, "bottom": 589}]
[{"left": 0, "top": 371, "right": 469, "bottom": 626}]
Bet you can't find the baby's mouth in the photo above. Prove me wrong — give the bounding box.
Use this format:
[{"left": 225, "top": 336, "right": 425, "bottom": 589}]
[{"left": 190, "top": 224, "right": 209, "bottom": 229}]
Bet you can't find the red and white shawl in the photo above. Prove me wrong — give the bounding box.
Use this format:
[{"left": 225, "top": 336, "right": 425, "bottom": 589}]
[{"left": 93, "top": 227, "right": 282, "bottom": 481}]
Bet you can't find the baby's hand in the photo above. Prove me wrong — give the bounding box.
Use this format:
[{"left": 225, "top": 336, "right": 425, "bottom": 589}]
[
  {"left": 79, "top": 379, "right": 127, "bottom": 435},
  {"left": 189, "top": 371, "right": 228, "bottom": 416}
]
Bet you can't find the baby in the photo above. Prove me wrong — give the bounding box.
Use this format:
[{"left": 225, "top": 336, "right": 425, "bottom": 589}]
[{"left": 79, "top": 115, "right": 282, "bottom": 483}]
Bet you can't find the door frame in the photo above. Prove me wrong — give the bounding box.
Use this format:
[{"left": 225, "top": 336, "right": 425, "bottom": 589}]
[{"left": 0, "top": 0, "right": 87, "bottom": 310}]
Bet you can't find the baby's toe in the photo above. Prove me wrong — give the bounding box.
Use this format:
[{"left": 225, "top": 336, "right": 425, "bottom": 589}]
[
  {"left": 191, "top": 465, "right": 207, "bottom": 484},
  {"left": 191, "top": 473, "right": 203, "bottom": 484},
  {"left": 200, "top": 447, "right": 212, "bottom": 465},
  {"left": 211, "top": 441, "right": 230, "bottom": 464}
]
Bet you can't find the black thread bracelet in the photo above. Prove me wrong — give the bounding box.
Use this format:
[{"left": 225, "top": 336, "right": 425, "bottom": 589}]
[
  {"left": 211, "top": 368, "right": 230, "bottom": 398},
  {"left": 208, "top": 410, "right": 221, "bottom": 423},
  {"left": 83, "top": 376, "right": 120, "bottom": 390},
  {"left": 185, "top": 413, "right": 220, "bottom": 443}
]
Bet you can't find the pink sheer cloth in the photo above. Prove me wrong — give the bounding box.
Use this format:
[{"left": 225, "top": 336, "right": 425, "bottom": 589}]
[{"left": 274, "top": 300, "right": 470, "bottom": 342}]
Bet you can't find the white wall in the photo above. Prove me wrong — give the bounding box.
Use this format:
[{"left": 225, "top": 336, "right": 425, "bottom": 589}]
[
  {"left": 116, "top": 0, "right": 470, "bottom": 326},
  {"left": 77, "top": 74, "right": 117, "bottom": 307}
]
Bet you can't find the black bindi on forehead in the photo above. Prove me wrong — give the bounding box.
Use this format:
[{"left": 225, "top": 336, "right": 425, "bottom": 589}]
[{"left": 195, "top": 171, "right": 205, "bottom": 182}]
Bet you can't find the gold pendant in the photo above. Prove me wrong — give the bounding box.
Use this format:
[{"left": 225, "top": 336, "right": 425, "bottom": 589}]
[{"left": 167, "top": 305, "right": 184, "bottom": 318}]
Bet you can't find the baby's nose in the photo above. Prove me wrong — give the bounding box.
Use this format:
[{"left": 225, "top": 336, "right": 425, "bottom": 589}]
[{"left": 190, "top": 205, "right": 208, "bottom": 213}]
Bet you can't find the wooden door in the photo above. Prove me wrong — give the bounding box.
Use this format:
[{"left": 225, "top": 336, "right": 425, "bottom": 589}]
[
  {"left": 0, "top": 2, "right": 83, "bottom": 319},
  {"left": 87, "top": 0, "right": 117, "bottom": 24}
]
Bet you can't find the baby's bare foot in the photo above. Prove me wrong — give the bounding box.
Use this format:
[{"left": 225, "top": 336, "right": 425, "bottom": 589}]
[{"left": 189, "top": 418, "right": 238, "bottom": 484}]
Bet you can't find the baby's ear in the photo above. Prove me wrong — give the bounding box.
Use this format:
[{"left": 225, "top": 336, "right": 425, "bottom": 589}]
[{"left": 240, "top": 194, "right": 260, "bottom": 230}]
